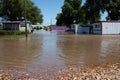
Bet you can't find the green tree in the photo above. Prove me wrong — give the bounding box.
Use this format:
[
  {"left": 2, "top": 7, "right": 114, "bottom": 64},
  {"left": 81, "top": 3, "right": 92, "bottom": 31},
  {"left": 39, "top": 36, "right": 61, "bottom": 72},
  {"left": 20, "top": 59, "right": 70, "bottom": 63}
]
[
  {"left": 83, "top": 0, "right": 101, "bottom": 24},
  {"left": 56, "top": 13, "right": 65, "bottom": 26},
  {"left": 0, "top": 0, "right": 43, "bottom": 24},
  {"left": 56, "top": 0, "right": 84, "bottom": 26},
  {"left": 100, "top": 0, "right": 120, "bottom": 20}
]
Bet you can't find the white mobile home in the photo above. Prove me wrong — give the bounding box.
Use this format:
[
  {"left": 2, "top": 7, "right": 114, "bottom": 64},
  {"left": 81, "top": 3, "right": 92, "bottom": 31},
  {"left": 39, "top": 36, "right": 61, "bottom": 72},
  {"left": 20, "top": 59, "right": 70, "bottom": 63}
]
[
  {"left": 0, "top": 23, "right": 3, "bottom": 30},
  {"left": 93, "top": 21, "right": 120, "bottom": 35},
  {"left": 71, "top": 24, "right": 91, "bottom": 34},
  {"left": 2, "top": 21, "right": 32, "bottom": 32}
]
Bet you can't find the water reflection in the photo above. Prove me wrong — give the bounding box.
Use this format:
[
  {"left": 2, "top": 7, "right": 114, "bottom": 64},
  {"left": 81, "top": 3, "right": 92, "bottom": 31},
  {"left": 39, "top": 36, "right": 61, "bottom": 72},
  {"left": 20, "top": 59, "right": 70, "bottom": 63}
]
[
  {"left": 57, "top": 35, "right": 102, "bottom": 66},
  {"left": 29, "top": 30, "right": 63, "bottom": 69},
  {"left": 0, "top": 36, "right": 42, "bottom": 70},
  {"left": 58, "top": 35, "right": 120, "bottom": 66},
  {"left": 0, "top": 30, "right": 120, "bottom": 72},
  {"left": 99, "top": 36, "right": 120, "bottom": 62}
]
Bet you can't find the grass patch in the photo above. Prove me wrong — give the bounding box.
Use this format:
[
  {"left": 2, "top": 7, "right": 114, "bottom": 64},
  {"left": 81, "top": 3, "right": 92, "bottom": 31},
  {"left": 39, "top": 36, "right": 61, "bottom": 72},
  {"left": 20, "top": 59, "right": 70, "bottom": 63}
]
[
  {"left": 111, "top": 78, "right": 119, "bottom": 80},
  {"left": 0, "top": 35, "right": 25, "bottom": 40},
  {"left": 0, "top": 30, "right": 29, "bottom": 35},
  {"left": 0, "top": 30, "right": 29, "bottom": 40}
]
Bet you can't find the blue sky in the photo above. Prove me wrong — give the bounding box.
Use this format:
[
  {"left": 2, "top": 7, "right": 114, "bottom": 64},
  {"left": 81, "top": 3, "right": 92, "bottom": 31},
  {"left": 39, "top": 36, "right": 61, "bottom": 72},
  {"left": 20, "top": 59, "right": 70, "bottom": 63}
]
[
  {"left": 32, "top": 0, "right": 64, "bottom": 25},
  {"left": 32, "top": 0, "right": 106, "bottom": 26}
]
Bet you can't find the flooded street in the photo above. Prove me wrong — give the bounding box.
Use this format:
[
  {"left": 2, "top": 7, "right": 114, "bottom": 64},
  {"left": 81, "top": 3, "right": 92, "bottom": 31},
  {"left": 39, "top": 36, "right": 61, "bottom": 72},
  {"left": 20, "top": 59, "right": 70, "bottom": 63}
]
[{"left": 0, "top": 30, "right": 120, "bottom": 78}]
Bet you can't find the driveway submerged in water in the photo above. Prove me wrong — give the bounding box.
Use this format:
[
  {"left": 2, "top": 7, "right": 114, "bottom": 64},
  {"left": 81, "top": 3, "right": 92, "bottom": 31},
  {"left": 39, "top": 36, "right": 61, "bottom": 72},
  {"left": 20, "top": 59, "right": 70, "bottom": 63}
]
[{"left": 0, "top": 30, "right": 120, "bottom": 74}]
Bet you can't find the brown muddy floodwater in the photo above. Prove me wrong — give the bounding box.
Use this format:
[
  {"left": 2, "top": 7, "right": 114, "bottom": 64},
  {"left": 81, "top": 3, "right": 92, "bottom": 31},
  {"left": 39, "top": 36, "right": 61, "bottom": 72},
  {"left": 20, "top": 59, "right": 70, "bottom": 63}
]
[{"left": 0, "top": 30, "right": 120, "bottom": 77}]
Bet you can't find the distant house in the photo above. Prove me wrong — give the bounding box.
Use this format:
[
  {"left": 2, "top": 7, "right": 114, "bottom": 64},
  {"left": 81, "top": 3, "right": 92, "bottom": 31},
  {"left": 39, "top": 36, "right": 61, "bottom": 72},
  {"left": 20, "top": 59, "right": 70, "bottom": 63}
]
[
  {"left": 50, "top": 26, "right": 69, "bottom": 32},
  {"left": 2, "top": 21, "right": 33, "bottom": 32},
  {"left": 2, "top": 21, "right": 20, "bottom": 30},
  {"left": 93, "top": 21, "right": 120, "bottom": 34},
  {"left": 32, "top": 24, "right": 43, "bottom": 29}
]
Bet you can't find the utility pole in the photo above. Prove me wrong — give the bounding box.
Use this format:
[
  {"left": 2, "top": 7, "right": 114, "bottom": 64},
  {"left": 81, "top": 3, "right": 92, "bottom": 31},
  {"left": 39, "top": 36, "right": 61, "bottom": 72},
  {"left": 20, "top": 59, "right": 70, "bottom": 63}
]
[
  {"left": 93, "top": 0, "right": 96, "bottom": 22},
  {"left": 50, "top": 18, "right": 52, "bottom": 25},
  {"left": 24, "top": 0, "right": 28, "bottom": 37}
]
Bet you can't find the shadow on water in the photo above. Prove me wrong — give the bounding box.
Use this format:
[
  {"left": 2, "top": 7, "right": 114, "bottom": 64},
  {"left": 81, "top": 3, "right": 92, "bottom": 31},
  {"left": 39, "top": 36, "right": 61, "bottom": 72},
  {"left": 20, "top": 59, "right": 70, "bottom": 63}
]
[{"left": 0, "top": 30, "right": 120, "bottom": 74}]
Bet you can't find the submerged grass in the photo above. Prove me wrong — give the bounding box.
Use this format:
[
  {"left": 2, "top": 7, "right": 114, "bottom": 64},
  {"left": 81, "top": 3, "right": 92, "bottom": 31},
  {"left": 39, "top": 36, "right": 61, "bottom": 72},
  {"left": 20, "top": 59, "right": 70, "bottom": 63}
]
[
  {"left": 111, "top": 78, "right": 119, "bottom": 80},
  {"left": 0, "top": 30, "right": 29, "bottom": 40},
  {"left": 0, "top": 35, "right": 25, "bottom": 40},
  {"left": 0, "top": 30, "right": 29, "bottom": 35}
]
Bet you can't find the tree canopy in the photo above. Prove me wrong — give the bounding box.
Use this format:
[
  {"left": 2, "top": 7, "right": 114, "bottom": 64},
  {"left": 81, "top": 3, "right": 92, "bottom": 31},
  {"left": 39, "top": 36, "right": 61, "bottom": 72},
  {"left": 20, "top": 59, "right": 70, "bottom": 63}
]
[
  {"left": 0, "top": 0, "right": 43, "bottom": 24},
  {"left": 100, "top": 0, "right": 120, "bottom": 20},
  {"left": 56, "top": 0, "right": 84, "bottom": 26},
  {"left": 82, "top": 0, "right": 101, "bottom": 24},
  {"left": 56, "top": 0, "right": 120, "bottom": 26}
]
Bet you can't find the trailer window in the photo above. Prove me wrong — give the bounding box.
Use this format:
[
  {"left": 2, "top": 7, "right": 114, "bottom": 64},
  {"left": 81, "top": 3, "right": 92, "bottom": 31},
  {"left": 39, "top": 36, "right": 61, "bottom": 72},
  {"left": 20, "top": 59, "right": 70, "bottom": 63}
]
[
  {"left": 95, "top": 24, "right": 101, "bottom": 29},
  {"left": 20, "top": 23, "right": 25, "bottom": 27}
]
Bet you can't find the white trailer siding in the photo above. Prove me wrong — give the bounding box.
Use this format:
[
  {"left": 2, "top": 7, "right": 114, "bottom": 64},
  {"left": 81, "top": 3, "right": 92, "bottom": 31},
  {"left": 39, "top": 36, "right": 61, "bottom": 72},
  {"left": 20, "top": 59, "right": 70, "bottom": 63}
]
[
  {"left": 19, "top": 23, "right": 31, "bottom": 32},
  {"left": 71, "top": 24, "right": 78, "bottom": 34},
  {"left": 77, "top": 27, "right": 90, "bottom": 34},
  {"left": 102, "top": 22, "right": 120, "bottom": 34},
  {"left": 93, "top": 23, "right": 102, "bottom": 34}
]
